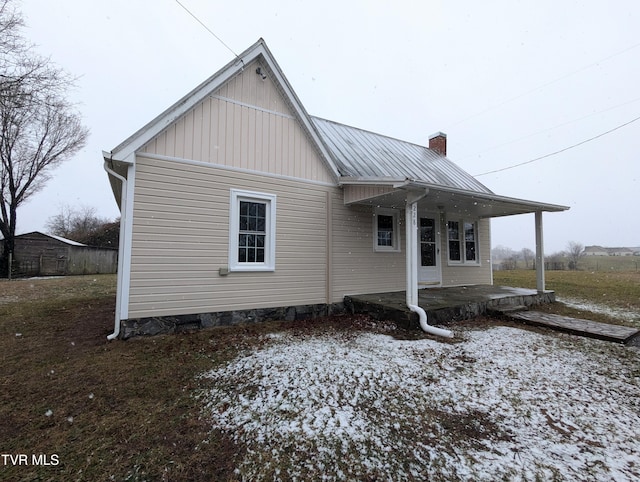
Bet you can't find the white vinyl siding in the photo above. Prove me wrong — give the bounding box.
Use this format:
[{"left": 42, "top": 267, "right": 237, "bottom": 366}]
[
  {"left": 330, "top": 202, "right": 406, "bottom": 301},
  {"left": 140, "top": 59, "right": 334, "bottom": 184},
  {"left": 128, "top": 157, "right": 329, "bottom": 318}
]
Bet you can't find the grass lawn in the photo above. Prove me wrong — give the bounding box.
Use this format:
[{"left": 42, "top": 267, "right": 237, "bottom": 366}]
[
  {"left": 0, "top": 275, "right": 242, "bottom": 480},
  {"left": 1, "top": 273, "right": 639, "bottom": 480},
  {"left": 494, "top": 269, "right": 640, "bottom": 326}
]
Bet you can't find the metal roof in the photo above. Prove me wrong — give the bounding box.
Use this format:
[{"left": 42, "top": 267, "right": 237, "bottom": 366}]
[{"left": 311, "top": 117, "right": 493, "bottom": 194}]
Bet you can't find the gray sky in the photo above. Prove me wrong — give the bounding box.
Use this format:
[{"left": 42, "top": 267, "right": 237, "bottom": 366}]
[{"left": 17, "top": 0, "right": 640, "bottom": 253}]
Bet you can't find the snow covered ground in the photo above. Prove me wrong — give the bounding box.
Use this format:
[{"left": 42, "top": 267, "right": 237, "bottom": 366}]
[
  {"left": 558, "top": 297, "right": 640, "bottom": 327},
  {"left": 201, "top": 323, "right": 640, "bottom": 481}
]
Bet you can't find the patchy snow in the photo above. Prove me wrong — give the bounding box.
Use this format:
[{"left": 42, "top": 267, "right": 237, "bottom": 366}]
[
  {"left": 558, "top": 297, "right": 640, "bottom": 326},
  {"left": 201, "top": 325, "right": 640, "bottom": 481}
]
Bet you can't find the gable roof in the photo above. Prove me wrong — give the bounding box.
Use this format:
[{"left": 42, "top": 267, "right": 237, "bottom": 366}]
[
  {"left": 14, "top": 231, "right": 87, "bottom": 246},
  {"left": 106, "top": 38, "right": 340, "bottom": 179},
  {"left": 312, "top": 117, "right": 492, "bottom": 194}
]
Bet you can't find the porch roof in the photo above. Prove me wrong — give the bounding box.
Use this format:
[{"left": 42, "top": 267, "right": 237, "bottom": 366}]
[
  {"left": 341, "top": 179, "right": 569, "bottom": 218},
  {"left": 313, "top": 117, "right": 568, "bottom": 218}
]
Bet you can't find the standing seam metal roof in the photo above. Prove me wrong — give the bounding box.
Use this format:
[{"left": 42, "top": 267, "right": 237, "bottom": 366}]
[{"left": 311, "top": 117, "right": 493, "bottom": 194}]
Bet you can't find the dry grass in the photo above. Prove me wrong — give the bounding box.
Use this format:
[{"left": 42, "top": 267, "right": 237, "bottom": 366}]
[
  {"left": 493, "top": 269, "right": 640, "bottom": 325},
  {"left": 0, "top": 276, "right": 396, "bottom": 480},
  {"left": 1, "top": 272, "right": 638, "bottom": 480},
  {"left": 0, "top": 275, "right": 245, "bottom": 481}
]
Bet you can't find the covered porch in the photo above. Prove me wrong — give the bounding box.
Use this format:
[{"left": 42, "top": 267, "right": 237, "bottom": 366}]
[
  {"left": 345, "top": 285, "right": 556, "bottom": 330},
  {"left": 342, "top": 179, "right": 568, "bottom": 336}
]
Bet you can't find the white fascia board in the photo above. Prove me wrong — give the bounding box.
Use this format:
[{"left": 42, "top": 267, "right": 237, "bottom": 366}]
[
  {"left": 257, "top": 43, "right": 341, "bottom": 181},
  {"left": 108, "top": 39, "right": 270, "bottom": 162},
  {"left": 404, "top": 181, "right": 570, "bottom": 214},
  {"left": 108, "top": 56, "right": 247, "bottom": 162},
  {"left": 107, "top": 39, "right": 341, "bottom": 182},
  {"left": 338, "top": 176, "right": 408, "bottom": 186}
]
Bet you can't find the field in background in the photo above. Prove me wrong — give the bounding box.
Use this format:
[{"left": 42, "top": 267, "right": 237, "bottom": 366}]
[
  {"left": 495, "top": 255, "right": 640, "bottom": 272},
  {"left": 493, "top": 269, "right": 640, "bottom": 326},
  {"left": 579, "top": 255, "right": 640, "bottom": 272}
]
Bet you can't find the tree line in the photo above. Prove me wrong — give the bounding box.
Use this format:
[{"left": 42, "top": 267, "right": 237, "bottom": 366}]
[
  {"left": 492, "top": 241, "right": 585, "bottom": 271},
  {"left": 45, "top": 205, "right": 119, "bottom": 249}
]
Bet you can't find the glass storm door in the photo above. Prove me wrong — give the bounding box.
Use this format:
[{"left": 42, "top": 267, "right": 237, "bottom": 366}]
[{"left": 418, "top": 216, "right": 441, "bottom": 285}]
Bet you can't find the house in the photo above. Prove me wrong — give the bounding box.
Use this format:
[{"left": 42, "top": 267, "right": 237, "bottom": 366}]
[
  {"left": 607, "top": 248, "right": 635, "bottom": 256},
  {"left": 1, "top": 231, "right": 118, "bottom": 277},
  {"left": 584, "top": 246, "right": 609, "bottom": 256},
  {"left": 584, "top": 246, "right": 636, "bottom": 256},
  {"left": 103, "top": 39, "right": 568, "bottom": 339}
]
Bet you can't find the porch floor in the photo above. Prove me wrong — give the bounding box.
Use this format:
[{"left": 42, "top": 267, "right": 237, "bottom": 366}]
[{"left": 345, "top": 285, "right": 555, "bottom": 329}]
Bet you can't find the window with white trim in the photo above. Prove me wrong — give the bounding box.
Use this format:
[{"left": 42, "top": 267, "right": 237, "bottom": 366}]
[
  {"left": 229, "top": 189, "right": 276, "bottom": 271},
  {"left": 374, "top": 208, "right": 400, "bottom": 252},
  {"left": 447, "top": 219, "right": 479, "bottom": 264}
]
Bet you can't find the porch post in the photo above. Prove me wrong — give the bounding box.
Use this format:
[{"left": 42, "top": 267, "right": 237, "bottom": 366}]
[
  {"left": 535, "top": 211, "right": 545, "bottom": 292},
  {"left": 405, "top": 201, "right": 418, "bottom": 307},
  {"left": 405, "top": 190, "right": 428, "bottom": 306}
]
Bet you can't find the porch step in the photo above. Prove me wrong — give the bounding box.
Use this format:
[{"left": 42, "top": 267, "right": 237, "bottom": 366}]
[
  {"left": 506, "top": 311, "right": 640, "bottom": 345},
  {"left": 487, "top": 305, "right": 527, "bottom": 316}
]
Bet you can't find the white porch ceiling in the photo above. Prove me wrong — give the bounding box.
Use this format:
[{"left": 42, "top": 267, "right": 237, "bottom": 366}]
[{"left": 342, "top": 181, "right": 569, "bottom": 219}]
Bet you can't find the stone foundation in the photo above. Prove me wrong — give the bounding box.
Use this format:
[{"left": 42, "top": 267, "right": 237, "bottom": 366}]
[
  {"left": 345, "top": 287, "right": 556, "bottom": 330},
  {"left": 119, "top": 302, "right": 345, "bottom": 339}
]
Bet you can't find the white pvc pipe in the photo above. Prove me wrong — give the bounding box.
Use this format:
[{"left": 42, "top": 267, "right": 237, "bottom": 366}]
[
  {"left": 103, "top": 160, "right": 127, "bottom": 341},
  {"left": 408, "top": 304, "right": 453, "bottom": 338},
  {"left": 405, "top": 196, "right": 453, "bottom": 338}
]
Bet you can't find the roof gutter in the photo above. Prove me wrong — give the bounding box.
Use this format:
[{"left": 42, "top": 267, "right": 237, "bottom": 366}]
[
  {"left": 401, "top": 180, "right": 569, "bottom": 213},
  {"left": 103, "top": 159, "right": 128, "bottom": 341}
]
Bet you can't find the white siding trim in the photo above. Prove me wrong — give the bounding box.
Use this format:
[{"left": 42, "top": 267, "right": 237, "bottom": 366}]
[
  {"left": 138, "top": 152, "right": 337, "bottom": 188},
  {"left": 120, "top": 163, "right": 136, "bottom": 319},
  {"left": 229, "top": 189, "right": 277, "bottom": 272},
  {"left": 446, "top": 217, "right": 481, "bottom": 267},
  {"left": 210, "top": 94, "right": 295, "bottom": 120},
  {"left": 373, "top": 207, "right": 401, "bottom": 252}
]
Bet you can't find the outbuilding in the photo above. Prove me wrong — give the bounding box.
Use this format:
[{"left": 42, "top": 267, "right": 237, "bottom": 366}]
[{"left": 3, "top": 231, "right": 118, "bottom": 277}]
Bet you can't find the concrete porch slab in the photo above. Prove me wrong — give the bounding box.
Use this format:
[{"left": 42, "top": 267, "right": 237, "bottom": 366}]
[{"left": 345, "top": 285, "right": 555, "bottom": 329}]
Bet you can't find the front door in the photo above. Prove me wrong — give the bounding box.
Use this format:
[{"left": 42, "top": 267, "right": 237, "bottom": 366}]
[{"left": 418, "top": 216, "right": 441, "bottom": 286}]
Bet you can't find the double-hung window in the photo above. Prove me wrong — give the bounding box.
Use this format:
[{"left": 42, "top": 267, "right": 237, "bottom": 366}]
[
  {"left": 229, "top": 189, "right": 276, "bottom": 271},
  {"left": 373, "top": 208, "right": 400, "bottom": 252},
  {"left": 447, "top": 219, "right": 479, "bottom": 264}
]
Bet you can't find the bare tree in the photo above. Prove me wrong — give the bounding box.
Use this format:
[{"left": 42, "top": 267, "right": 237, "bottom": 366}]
[
  {"left": 46, "top": 205, "right": 110, "bottom": 242},
  {"left": 521, "top": 247, "right": 534, "bottom": 269},
  {"left": 0, "top": 0, "right": 89, "bottom": 275},
  {"left": 491, "top": 245, "right": 515, "bottom": 261},
  {"left": 566, "top": 241, "right": 584, "bottom": 271}
]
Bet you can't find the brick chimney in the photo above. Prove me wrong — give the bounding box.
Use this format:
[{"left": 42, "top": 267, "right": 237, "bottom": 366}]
[{"left": 429, "top": 132, "right": 447, "bottom": 156}]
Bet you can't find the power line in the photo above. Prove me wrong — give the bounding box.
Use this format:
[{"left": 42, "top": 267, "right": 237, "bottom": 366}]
[
  {"left": 446, "top": 40, "right": 640, "bottom": 131},
  {"left": 474, "top": 114, "right": 640, "bottom": 177},
  {"left": 174, "top": 0, "right": 239, "bottom": 59},
  {"left": 459, "top": 95, "right": 640, "bottom": 162}
]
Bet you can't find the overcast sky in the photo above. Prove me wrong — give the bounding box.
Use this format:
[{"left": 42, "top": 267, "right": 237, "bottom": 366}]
[{"left": 17, "top": 0, "right": 640, "bottom": 253}]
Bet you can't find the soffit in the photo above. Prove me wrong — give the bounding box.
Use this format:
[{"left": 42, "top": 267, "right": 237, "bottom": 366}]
[{"left": 344, "top": 183, "right": 569, "bottom": 218}]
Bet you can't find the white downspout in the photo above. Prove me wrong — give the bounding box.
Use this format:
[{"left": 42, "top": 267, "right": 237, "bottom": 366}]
[
  {"left": 103, "top": 160, "right": 127, "bottom": 340},
  {"left": 405, "top": 194, "right": 453, "bottom": 338}
]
